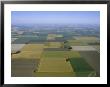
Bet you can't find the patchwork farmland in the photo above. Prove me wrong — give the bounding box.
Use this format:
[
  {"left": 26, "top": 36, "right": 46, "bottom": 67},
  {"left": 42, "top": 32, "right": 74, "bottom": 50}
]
[{"left": 11, "top": 24, "right": 100, "bottom": 77}]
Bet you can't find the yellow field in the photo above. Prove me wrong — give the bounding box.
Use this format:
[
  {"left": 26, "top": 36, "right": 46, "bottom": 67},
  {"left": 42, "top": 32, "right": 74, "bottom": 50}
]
[
  {"left": 48, "top": 34, "right": 56, "bottom": 37},
  {"left": 47, "top": 37, "right": 55, "bottom": 40},
  {"left": 68, "top": 40, "right": 86, "bottom": 45},
  {"left": 44, "top": 42, "right": 62, "bottom": 48},
  {"left": 38, "top": 58, "right": 74, "bottom": 72},
  {"left": 12, "top": 44, "right": 44, "bottom": 59},
  {"left": 34, "top": 58, "right": 75, "bottom": 76},
  {"left": 21, "top": 44, "right": 44, "bottom": 51},
  {"left": 47, "top": 34, "right": 56, "bottom": 40},
  {"left": 12, "top": 51, "right": 43, "bottom": 59},
  {"left": 34, "top": 72, "right": 75, "bottom": 77}
]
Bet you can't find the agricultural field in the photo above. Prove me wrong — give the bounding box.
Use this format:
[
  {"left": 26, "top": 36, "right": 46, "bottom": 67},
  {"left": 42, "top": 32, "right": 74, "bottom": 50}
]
[
  {"left": 41, "top": 51, "right": 81, "bottom": 59},
  {"left": 11, "top": 38, "right": 18, "bottom": 43},
  {"left": 12, "top": 51, "right": 43, "bottom": 59},
  {"left": 68, "top": 39, "right": 88, "bottom": 46},
  {"left": 79, "top": 51, "right": 100, "bottom": 76},
  {"left": 11, "top": 59, "right": 40, "bottom": 77},
  {"left": 93, "top": 45, "right": 100, "bottom": 53},
  {"left": 12, "top": 36, "right": 47, "bottom": 44},
  {"left": 44, "top": 42, "right": 62, "bottom": 48},
  {"left": 34, "top": 58, "right": 75, "bottom": 77},
  {"left": 12, "top": 44, "right": 44, "bottom": 59},
  {"left": 56, "top": 34, "right": 63, "bottom": 38},
  {"left": 47, "top": 34, "right": 56, "bottom": 40},
  {"left": 74, "top": 36, "right": 99, "bottom": 41},
  {"left": 11, "top": 24, "right": 100, "bottom": 77},
  {"left": 21, "top": 44, "right": 44, "bottom": 51},
  {"left": 71, "top": 46, "right": 97, "bottom": 51},
  {"left": 69, "top": 58, "right": 96, "bottom": 77},
  {"left": 11, "top": 44, "right": 25, "bottom": 53}
]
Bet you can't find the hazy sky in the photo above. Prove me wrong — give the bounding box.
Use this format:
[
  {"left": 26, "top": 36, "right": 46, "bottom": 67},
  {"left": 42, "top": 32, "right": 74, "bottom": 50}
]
[{"left": 11, "top": 11, "right": 100, "bottom": 25}]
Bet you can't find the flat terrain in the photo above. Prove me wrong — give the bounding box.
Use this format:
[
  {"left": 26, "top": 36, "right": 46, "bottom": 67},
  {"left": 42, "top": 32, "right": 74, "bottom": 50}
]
[
  {"left": 13, "top": 36, "right": 46, "bottom": 44},
  {"left": 12, "top": 44, "right": 44, "bottom": 59},
  {"left": 41, "top": 51, "right": 81, "bottom": 59},
  {"left": 21, "top": 44, "right": 44, "bottom": 51},
  {"left": 69, "top": 58, "right": 96, "bottom": 77},
  {"left": 35, "top": 58, "right": 75, "bottom": 77},
  {"left": 74, "top": 36, "right": 99, "bottom": 41},
  {"left": 11, "top": 59, "right": 40, "bottom": 77},
  {"left": 44, "top": 42, "right": 62, "bottom": 48},
  {"left": 11, "top": 24, "right": 100, "bottom": 77},
  {"left": 11, "top": 44, "right": 25, "bottom": 53},
  {"left": 79, "top": 51, "right": 100, "bottom": 76},
  {"left": 11, "top": 38, "right": 18, "bottom": 43},
  {"left": 71, "top": 46, "right": 97, "bottom": 51},
  {"left": 47, "top": 34, "right": 56, "bottom": 40},
  {"left": 93, "top": 45, "right": 100, "bottom": 53},
  {"left": 12, "top": 51, "right": 42, "bottom": 59}
]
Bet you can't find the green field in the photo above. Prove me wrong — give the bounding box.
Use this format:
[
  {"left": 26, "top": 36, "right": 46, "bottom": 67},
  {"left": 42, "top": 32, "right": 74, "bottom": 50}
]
[
  {"left": 79, "top": 51, "right": 100, "bottom": 76},
  {"left": 68, "top": 36, "right": 99, "bottom": 46},
  {"left": 13, "top": 36, "right": 46, "bottom": 44},
  {"left": 56, "top": 34, "right": 63, "bottom": 37},
  {"left": 69, "top": 58, "right": 96, "bottom": 77},
  {"left": 11, "top": 30, "right": 100, "bottom": 77}
]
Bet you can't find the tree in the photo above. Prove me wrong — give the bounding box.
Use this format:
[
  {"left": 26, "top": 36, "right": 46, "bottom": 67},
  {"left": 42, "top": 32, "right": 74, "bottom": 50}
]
[
  {"left": 64, "top": 41, "right": 68, "bottom": 43},
  {"left": 68, "top": 46, "right": 72, "bottom": 49}
]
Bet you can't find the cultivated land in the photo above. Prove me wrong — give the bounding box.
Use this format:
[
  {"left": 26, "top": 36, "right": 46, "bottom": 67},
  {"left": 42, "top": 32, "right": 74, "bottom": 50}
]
[
  {"left": 12, "top": 51, "right": 43, "bottom": 59},
  {"left": 35, "top": 58, "right": 75, "bottom": 77},
  {"left": 93, "top": 45, "right": 100, "bottom": 53},
  {"left": 41, "top": 51, "right": 81, "bottom": 59},
  {"left": 11, "top": 59, "right": 40, "bottom": 77},
  {"left": 11, "top": 44, "right": 25, "bottom": 53},
  {"left": 69, "top": 58, "right": 96, "bottom": 76},
  {"left": 79, "top": 51, "right": 100, "bottom": 76},
  {"left": 11, "top": 38, "right": 18, "bottom": 43},
  {"left": 11, "top": 24, "right": 100, "bottom": 77},
  {"left": 21, "top": 44, "right": 44, "bottom": 51},
  {"left": 71, "top": 46, "right": 97, "bottom": 51},
  {"left": 44, "top": 42, "right": 62, "bottom": 48},
  {"left": 74, "top": 36, "right": 99, "bottom": 41}
]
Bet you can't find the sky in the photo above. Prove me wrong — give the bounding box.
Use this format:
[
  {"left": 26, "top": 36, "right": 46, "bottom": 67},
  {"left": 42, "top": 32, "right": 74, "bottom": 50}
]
[{"left": 11, "top": 11, "right": 100, "bottom": 25}]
